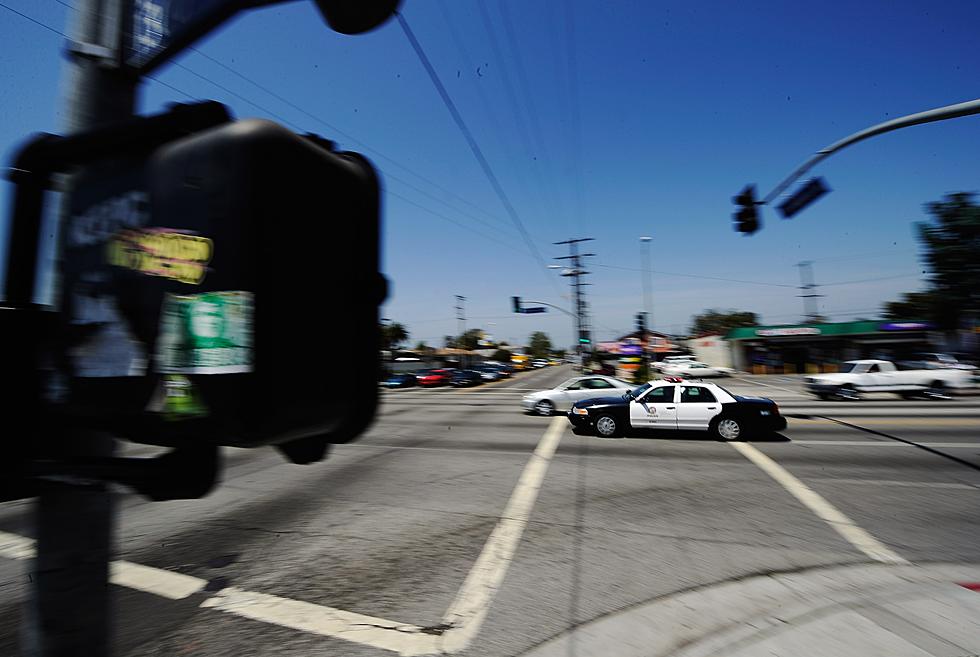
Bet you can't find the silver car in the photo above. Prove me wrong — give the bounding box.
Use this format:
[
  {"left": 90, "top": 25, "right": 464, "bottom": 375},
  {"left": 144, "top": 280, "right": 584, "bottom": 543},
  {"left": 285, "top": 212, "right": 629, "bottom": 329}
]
[{"left": 521, "top": 375, "right": 633, "bottom": 416}]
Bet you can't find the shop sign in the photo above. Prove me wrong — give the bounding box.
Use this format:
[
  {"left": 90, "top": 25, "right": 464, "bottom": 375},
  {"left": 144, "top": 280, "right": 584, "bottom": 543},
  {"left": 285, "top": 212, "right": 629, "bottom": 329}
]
[
  {"left": 756, "top": 327, "right": 821, "bottom": 337},
  {"left": 879, "top": 322, "right": 932, "bottom": 331}
]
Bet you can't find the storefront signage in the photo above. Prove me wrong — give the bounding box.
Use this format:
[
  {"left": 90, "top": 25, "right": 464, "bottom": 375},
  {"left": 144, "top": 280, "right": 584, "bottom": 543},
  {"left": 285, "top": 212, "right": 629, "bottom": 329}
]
[
  {"left": 756, "top": 327, "right": 821, "bottom": 337},
  {"left": 879, "top": 322, "right": 932, "bottom": 331}
]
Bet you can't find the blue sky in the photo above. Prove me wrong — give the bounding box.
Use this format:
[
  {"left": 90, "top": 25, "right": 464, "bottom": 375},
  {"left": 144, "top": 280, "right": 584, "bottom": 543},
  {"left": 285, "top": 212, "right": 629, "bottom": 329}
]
[{"left": 1, "top": 0, "right": 979, "bottom": 348}]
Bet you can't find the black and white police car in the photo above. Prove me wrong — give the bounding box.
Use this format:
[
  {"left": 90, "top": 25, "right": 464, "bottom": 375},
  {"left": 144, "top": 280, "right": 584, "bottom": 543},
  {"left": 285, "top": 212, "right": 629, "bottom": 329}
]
[{"left": 566, "top": 377, "right": 786, "bottom": 440}]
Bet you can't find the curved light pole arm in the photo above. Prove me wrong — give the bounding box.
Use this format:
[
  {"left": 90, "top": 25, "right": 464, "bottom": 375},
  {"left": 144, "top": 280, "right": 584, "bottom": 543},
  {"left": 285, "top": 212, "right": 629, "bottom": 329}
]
[
  {"left": 762, "top": 98, "right": 980, "bottom": 205},
  {"left": 524, "top": 300, "right": 577, "bottom": 319}
]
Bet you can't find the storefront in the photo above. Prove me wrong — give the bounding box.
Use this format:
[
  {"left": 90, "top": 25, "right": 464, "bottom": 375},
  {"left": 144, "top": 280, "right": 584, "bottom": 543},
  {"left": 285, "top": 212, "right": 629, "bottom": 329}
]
[{"left": 726, "top": 321, "right": 935, "bottom": 374}]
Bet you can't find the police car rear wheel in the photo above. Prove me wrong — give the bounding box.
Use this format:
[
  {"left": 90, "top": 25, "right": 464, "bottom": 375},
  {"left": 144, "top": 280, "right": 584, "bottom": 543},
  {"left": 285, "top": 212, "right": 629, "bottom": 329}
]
[{"left": 714, "top": 417, "right": 742, "bottom": 441}]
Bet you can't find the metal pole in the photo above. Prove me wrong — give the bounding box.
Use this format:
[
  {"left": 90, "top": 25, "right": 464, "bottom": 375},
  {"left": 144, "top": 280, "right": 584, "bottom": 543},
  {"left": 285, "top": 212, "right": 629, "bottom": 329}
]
[
  {"left": 640, "top": 236, "right": 652, "bottom": 373},
  {"left": 27, "top": 2, "right": 138, "bottom": 655},
  {"left": 762, "top": 98, "right": 980, "bottom": 205}
]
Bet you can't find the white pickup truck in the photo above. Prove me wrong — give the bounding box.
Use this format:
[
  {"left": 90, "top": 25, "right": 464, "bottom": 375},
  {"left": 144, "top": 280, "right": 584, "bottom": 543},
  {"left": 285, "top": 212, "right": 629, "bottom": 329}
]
[{"left": 805, "top": 359, "right": 975, "bottom": 400}]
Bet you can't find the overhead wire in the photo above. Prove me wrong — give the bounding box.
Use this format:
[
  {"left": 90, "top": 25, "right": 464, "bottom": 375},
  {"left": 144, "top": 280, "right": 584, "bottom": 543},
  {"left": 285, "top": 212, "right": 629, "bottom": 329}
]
[{"left": 397, "top": 12, "right": 563, "bottom": 297}]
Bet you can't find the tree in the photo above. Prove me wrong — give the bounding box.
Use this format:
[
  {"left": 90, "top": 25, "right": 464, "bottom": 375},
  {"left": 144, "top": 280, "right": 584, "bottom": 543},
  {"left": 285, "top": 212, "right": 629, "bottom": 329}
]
[
  {"left": 380, "top": 322, "right": 409, "bottom": 350},
  {"left": 456, "top": 328, "right": 483, "bottom": 350},
  {"left": 689, "top": 309, "right": 758, "bottom": 336},
  {"left": 916, "top": 192, "right": 980, "bottom": 328},
  {"left": 883, "top": 291, "right": 939, "bottom": 321},
  {"left": 413, "top": 341, "right": 434, "bottom": 355},
  {"left": 528, "top": 331, "right": 552, "bottom": 358},
  {"left": 882, "top": 193, "right": 980, "bottom": 329},
  {"left": 491, "top": 348, "right": 512, "bottom": 362},
  {"left": 443, "top": 335, "right": 457, "bottom": 349}
]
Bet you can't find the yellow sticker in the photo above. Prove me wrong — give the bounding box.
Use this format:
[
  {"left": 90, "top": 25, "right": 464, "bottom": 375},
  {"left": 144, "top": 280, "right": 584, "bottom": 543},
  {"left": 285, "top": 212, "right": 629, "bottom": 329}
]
[{"left": 107, "top": 229, "right": 213, "bottom": 284}]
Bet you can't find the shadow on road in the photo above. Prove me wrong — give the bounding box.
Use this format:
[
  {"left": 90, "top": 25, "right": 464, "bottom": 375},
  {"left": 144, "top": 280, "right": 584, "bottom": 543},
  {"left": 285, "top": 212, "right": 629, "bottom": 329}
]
[{"left": 571, "top": 426, "right": 790, "bottom": 443}]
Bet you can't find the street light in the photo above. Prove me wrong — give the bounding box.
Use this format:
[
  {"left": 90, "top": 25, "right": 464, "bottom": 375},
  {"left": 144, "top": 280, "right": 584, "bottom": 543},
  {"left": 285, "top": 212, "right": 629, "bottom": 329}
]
[{"left": 640, "top": 236, "right": 653, "bottom": 375}]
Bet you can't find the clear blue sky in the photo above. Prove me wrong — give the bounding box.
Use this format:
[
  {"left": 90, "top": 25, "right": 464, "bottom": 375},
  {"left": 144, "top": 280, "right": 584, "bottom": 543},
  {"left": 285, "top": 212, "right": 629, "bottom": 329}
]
[{"left": 2, "top": 0, "right": 978, "bottom": 348}]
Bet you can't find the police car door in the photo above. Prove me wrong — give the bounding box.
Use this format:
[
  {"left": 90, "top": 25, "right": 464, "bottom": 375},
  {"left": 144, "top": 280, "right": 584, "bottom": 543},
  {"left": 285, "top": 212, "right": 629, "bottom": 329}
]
[
  {"left": 629, "top": 385, "right": 678, "bottom": 429},
  {"left": 676, "top": 385, "right": 722, "bottom": 430}
]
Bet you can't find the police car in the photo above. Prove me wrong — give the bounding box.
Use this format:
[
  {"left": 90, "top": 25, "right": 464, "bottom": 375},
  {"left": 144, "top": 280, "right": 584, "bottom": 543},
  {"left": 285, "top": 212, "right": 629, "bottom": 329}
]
[{"left": 566, "top": 377, "right": 786, "bottom": 440}]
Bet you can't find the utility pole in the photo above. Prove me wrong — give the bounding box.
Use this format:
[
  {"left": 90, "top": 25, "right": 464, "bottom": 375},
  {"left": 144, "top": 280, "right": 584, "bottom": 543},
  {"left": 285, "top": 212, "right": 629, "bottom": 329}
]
[
  {"left": 640, "top": 236, "right": 653, "bottom": 370},
  {"left": 27, "top": 2, "right": 139, "bottom": 656},
  {"left": 455, "top": 295, "right": 466, "bottom": 340},
  {"left": 555, "top": 238, "right": 594, "bottom": 372},
  {"left": 797, "top": 261, "right": 824, "bottom": 323}
]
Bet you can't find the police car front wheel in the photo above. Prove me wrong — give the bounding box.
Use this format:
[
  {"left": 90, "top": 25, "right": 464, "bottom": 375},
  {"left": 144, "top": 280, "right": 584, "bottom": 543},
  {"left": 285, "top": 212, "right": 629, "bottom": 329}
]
[{"left": 595, "top": 415, "right": 619, "bottom": 437}]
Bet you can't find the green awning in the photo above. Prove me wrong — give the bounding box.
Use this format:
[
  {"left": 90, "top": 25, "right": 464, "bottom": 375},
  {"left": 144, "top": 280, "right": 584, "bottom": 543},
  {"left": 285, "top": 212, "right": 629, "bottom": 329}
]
[{"left": 726, "top": 321, "right": 884, "bottom": 340}]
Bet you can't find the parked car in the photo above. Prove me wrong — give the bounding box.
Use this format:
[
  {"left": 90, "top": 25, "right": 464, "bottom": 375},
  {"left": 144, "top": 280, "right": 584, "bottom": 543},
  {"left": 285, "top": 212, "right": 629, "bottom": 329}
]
[
  {"left": 472, "top": 365, "right": 504, "bottom": 381},
  {"left": 417, "top": 368, "right": 453, "bottom": 387},
  {"left": 531, "top": 358, "right": 549, "bottom": 368},
  {"left": 383, "top": 373, "right": 417, "bottom": 388},
  {"left": 653, "top": 355, "right": 696, "bottom": 372},
  {"left": 521, "top": 375, "right": 633, "bottom": 415},
  {"left": 805, "top": 359, "right": 975, "bottom": 400},
  {"left": 913, "top": 353, "right": 976, "bottom": 370},
  {"left": 451, "top": 369, "right": 484, "bottom": 387},
  {"left": 567, "top": 380, "right": 786, "bottom": 439},
  {"left": 660, "top": 361, "right": 735, "bottom": 378}
]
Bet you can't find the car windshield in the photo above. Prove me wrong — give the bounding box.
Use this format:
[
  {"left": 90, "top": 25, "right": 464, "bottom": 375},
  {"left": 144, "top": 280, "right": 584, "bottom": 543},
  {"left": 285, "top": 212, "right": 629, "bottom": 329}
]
[
  {"left": 628, "top": 383, "right": 652, "bottom": 399},
  {"left": 837, "top": 363, "right": 858, "bottom": 373}
]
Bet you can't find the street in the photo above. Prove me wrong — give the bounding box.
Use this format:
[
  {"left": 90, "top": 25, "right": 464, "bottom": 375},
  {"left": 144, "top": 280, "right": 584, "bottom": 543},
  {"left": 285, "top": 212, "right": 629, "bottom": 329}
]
[{"left": 2, "top": 364, "right": 980, "bottom": 656}]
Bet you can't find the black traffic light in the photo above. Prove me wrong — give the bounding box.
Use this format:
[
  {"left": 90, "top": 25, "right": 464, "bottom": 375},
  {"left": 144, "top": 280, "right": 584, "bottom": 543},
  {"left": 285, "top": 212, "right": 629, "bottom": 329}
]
[
  {"left": 636, "top": 311, "right": 647, "bottom": 333},
  {"left": 733, "top": 184, "right": 760, "bottom": 234},
  {"left": 578, "top": 332, "right": 591, "bottom": 344},
  {"left": 512, "top": 296, "right": 522, "bottom": 313}
]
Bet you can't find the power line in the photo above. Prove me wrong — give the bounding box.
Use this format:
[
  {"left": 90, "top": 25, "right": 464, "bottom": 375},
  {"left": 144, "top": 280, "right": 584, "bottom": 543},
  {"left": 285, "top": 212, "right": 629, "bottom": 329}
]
[
  {"left": 185, "top": 45, "right": 517, "bottom": 234},
  {"left": 563, "top": 0, "right": 585, "bottom": 234},
  {"left": 597, "top": 263, "right": 797, "bottom": 288},
  {"left": 397, "top": 12, "right": 561, "bottom": 297}
]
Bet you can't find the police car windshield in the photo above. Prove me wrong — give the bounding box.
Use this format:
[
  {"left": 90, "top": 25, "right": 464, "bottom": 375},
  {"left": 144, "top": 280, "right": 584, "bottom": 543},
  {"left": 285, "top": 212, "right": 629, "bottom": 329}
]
[{"left": 628, "top": 383, "right": 652, "bottom": 399}]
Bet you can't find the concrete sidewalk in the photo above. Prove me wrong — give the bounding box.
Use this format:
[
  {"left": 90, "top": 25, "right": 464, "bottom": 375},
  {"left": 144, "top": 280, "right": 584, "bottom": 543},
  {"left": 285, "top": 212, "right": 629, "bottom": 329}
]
[{"left": 520, "top": 563, "right": 980, "bottom": 657}]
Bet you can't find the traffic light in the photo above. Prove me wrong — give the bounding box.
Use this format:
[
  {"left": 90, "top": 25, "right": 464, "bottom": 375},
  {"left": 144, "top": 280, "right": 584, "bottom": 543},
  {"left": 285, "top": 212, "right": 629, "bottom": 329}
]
[
  {"left": 512, "top": 296, "right": 522, "bottom": 313},
  {"left": 5, "top": 105, "right": 386, "bottom": 477},
  {"left": 579, "top": 332, "right": 591, "bottom": 344},
  {"left": 636, "top": 311, "right": 647, "bottom": 333},
  {"left": 733, "top": 184, "right": 760, "bottom": 234}
]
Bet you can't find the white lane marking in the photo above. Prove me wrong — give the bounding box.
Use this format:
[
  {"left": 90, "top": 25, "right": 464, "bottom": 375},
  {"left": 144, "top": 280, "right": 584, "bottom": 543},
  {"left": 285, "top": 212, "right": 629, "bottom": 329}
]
[
  {"left": 730, "top": 442, "right": 908, "bottom": 564},
  {"left": 0, "top": 530, "right": 207, "bottom": 600},
  {"left": 731, "top": 377, "right": 808, "bottom": 396},
  {"left": 110, "top": 561, "right": 208, "bottom": 600},
  {"left": 0, "top": 417, "right": 567, "bottom": 655},
  {"left": 201, "top": 588, "right": 439, "bottom": 656},
  {"left": 438, "top": 416, "right": 565, "bottom": 653},
  {"left": 806, "top": 478, "right": 980, "bottom": 490},
  {"left": 791, "top": 440, "right": 980, "bottom": 448}
]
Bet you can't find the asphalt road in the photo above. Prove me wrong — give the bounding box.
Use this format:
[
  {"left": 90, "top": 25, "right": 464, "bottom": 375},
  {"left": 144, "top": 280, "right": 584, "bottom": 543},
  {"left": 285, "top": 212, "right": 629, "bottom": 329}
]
[{"left": 2, "top": 364, "right": 979, "bottom": 656}]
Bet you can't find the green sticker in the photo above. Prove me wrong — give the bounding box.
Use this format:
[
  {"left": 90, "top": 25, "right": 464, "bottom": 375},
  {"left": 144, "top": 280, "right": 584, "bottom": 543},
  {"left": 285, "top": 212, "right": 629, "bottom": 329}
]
[{"left": 156, "top": 291, "right": 253, "bottom": 374}]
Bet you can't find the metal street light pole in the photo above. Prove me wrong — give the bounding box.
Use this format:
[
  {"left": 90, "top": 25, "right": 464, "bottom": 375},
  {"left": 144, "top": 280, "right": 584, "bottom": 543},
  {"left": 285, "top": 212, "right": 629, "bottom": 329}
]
[{"left": 640, "top": 236, "right": 652, "bottom": 372}]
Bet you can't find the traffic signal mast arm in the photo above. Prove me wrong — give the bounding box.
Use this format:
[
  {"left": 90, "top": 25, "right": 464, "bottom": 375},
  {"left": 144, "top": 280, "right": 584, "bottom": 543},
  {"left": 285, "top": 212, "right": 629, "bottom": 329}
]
[
  {"left": 760, "top": 97, "right": 980, "bottom": 206},
  {"left": 522, "top": 300, "right": 576, "bottom": 318}
]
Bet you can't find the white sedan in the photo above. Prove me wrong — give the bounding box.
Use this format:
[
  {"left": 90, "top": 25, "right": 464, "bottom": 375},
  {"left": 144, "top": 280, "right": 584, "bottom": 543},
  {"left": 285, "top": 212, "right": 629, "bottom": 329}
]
[
  {"left": 660, "top": 361, "right": 735, "bottom": 378},
  {"left": 522, "top": 375, "right": 633, "bottom": 416}
]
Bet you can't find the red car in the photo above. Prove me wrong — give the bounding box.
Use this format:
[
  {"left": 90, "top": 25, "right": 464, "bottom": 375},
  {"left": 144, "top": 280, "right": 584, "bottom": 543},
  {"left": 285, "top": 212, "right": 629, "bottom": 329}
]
[{"left": 417, "top": 368, "right": 453, "bottom": 387}]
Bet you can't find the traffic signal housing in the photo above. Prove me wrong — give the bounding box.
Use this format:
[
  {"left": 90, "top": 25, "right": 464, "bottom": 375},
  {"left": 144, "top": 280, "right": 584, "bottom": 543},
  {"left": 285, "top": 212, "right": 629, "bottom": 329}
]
[
  {"left": 636, "top": 311, "right": 647, "bottom": 334},
  {"left": 733, "top": 184, "right": 760, "bottom": 234},
  {"left": 8, "top": 107, "right": 386, "bottom": 466}
]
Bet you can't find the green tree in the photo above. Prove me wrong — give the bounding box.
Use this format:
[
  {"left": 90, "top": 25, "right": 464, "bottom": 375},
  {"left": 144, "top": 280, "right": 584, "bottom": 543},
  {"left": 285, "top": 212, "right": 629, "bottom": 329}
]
[
  {"left": 883, "top": 291, "right": 940, "bottom": 321},
  {"left": 528, "top": 331, "right": 553, "bottom": 358},
  {"left": 491, "top": 348, "right": 512, "bottom": 362},
  {"left": 380, "top": 322, "right": 409, "bottom": 350},
  {"left": 456, "top": 328, "right": 483, "bottom": 350},
  {"left": 916, "top": 192, "right": 980, "bottom": 328},
  {"left": 443, "top": 335, "right": 457, "bottom": 349},
  {"left": 689, "top": 309, "right": 758, "bottom": 336}
]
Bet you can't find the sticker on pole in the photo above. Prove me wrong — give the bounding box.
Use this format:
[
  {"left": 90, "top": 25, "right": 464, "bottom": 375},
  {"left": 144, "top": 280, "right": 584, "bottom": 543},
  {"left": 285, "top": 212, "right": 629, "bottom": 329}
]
[{"left": 155, "top": 291, "right": 253, "bottom": 374}]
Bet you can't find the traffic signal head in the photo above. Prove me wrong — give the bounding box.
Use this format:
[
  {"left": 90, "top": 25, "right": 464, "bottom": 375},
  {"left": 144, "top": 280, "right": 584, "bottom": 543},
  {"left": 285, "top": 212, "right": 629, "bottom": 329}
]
[
  {"left": 512, "top": 296, "right": 522, "bottom": 313},
  {"left": 636, "top": 312, "right": 647, "bottom": 333},
  {"left": 35, "top": 112, "right": 385, "bottom": 462},
  {"left": 733, "top": 184, "right": 761, "bottom": 235},
  {"left": 314, "top": 0, "right": 402, "bottom": 34},
  {"left": 579, "top": 332, "right": 591, "bottom": 344}
]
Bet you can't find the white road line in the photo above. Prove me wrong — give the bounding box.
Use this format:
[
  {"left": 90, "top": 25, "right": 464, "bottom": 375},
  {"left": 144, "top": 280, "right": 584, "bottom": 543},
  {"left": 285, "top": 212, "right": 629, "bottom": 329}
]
[
  {"left": 0, "top": 530, "right": 207, "bottom": 600},
  {"left": 731, "top": 377, "right": 807, "bottom": 396},
  {"left": 730, "top": 442, "right": 908, "bottom": 564},
  {"left": 805, "top": 478, "right": 979, "bottom": 490},
  {"left": 791, "top": 440, "right": 980, "bottom": 448},
  {"left": 438, "top": 416, "right": 565, "bottom": 653},
  {"left": 0, "top": 417, "right": 567, "bottom": 656},
  {"left": 200, "top": 588, "right": 439, "bottom": 656}
]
